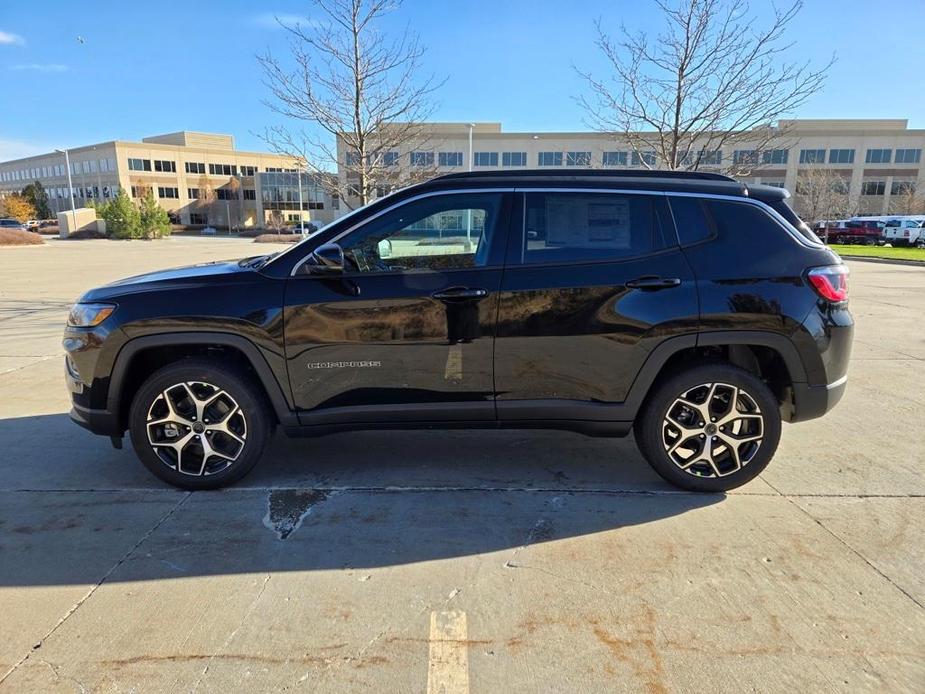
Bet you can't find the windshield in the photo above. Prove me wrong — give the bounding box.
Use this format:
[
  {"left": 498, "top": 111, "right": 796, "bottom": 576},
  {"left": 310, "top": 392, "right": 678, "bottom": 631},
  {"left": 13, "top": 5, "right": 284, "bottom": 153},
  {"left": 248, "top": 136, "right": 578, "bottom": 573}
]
[{"left": 267, "top": 189, "right": 406, "bottom": 265}]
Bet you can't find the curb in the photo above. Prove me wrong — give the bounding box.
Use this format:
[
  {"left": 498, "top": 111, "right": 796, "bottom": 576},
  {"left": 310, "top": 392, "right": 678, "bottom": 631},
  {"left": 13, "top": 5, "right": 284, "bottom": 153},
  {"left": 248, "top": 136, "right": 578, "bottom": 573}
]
[{"left": 840, "top": 256, "right": 925, "bottom": 268}]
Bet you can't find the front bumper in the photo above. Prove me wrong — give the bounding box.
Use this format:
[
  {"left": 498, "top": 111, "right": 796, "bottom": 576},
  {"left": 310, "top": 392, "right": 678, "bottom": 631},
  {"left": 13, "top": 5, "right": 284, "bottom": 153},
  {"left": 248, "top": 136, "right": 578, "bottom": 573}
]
[{"left": 66, "top": 357, "right": 122, "bottom": 436}]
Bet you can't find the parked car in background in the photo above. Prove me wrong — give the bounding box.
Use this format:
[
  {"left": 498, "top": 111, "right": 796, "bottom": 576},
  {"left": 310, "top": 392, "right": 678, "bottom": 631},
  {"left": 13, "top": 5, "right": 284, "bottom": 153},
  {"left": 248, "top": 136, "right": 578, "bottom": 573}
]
[
  {"left": 38, "top": 220, "right": 58, "bottom": 231},
  {"left": 64, "top": 169, "right": 852, "bottom": 493},
  {"left": 24, "top": 220, "right": 41, "bottom": 231},
  {"left": 0, "top": 218, "right": 28, "bottom": 231},
  {"left": 815, "top": 219, "right": 883, "bottom": 245},
  {"left": 882, "top": 217, "right": 925, "bottom": 248}
]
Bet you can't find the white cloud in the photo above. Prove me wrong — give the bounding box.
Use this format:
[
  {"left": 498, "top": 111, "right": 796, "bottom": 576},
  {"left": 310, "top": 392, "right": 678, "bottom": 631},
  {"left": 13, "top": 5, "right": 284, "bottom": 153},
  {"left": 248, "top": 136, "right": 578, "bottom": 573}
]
[
  {"left": 253, "top": 12, "right": 318, "bottom": 29},
  {"left": 0, "top": 138, "right": 55, "bottom": 162},
  {"left": 9, "top": 63, "right": 69, "bottom": 73},
  {"left": 0, "top": 30, "right": 25, "bottom": 45}
]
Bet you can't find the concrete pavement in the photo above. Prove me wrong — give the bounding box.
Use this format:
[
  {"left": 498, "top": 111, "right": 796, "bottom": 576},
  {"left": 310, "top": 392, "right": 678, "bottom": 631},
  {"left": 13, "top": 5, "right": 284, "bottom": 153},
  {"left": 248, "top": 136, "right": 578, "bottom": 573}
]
[{"left": 0, "top": 237, "right": 922, "bottom": 692}]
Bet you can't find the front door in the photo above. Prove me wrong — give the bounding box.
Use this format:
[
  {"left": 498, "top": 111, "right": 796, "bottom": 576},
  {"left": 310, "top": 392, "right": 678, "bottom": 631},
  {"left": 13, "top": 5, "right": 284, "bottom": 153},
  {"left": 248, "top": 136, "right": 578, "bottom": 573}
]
[{"left": 284, "top": 191, "right": 512, "bottom": 424}]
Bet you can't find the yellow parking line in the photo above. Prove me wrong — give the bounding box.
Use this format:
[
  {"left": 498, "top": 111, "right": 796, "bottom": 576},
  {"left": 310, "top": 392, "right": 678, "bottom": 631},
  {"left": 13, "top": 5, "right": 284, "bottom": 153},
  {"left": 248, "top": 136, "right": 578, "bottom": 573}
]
[
  {"left": 427, "top": 610, "right": 469, "bottom": 694},
  {"left": 444, "top": 344, "right": 463, "bottom": 382}
]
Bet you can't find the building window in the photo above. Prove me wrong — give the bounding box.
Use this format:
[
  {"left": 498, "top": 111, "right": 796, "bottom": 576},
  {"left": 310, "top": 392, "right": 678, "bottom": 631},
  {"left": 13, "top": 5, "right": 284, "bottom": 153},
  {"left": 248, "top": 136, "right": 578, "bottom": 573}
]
[
  {"left": 799, "top": 149, "right": 825, "bottom": 164},
  {"left": 861, "top": 181, "right": 885, "bottom": 196},
  {"left": 154, "top": 160, "right": 176, "bottom": 173},
  {"left": 187, "top": 188, "right": 200, "bottom": 199},
  {"left": 240, "top": 165, "right": 257, "bottom": 177},
  {"left": 331, "top": 194, "right": 340, "bottom": 211},
  {"left": 865, "top": 149, "right": 892, "bottom": 164},
  {"left": 537, "top": 152, "right": 563, "bottom": 166},
  {"left": 474, "top": 152, "right": 499, "bottom": 167},
  {"left": 631, "top": 151, "right": 656, "bottom": 166},
  {"left": 265, "top": 167, "right": 297, "bottom": 173},
  {"left": 439, "top": 151, "right": 464, "bottom": 167},
  {"left": 216, "top": 188, "right": 239, "bottom": 200},
  {"left": 762, "top": 180, "right": 786, "bottom": 188},
  {"left": 128, "top": 158, "right": 151, "bottom": 172},
  {"left": 410, "top": 151, "right": 434, "bottom": 167},
  {"left": 243, "top": 189, "right": 256, "bottom": 200},
  {"left": 895, "top": 148, "right": 922, "bottom": 164},
  {"left": 891, "top": 181, "right": 917, "bottom": 195},
  {"left": 829, "top": 149, "right": 855, "bottom": 164},
  {"left": 502, "top": 151, "right": 527, "bottom": 166},
  {"left": 185, "top": 162, "right": 205, "bottom": 174},
  {"left": 380, "top": 151, "right": 399, "bottom": 167},
  {"left": 189, "top": 213, "right": 208, "bottom": 224},
  {"left": 733, "top": 150, "right": 759, "bottom": 166},
  {"left": 209, "top": 163, "right": 238, "bottom": 176},
  {"left": 681, "top": 150, "right": 722, "bottom": 166},
  {"left": 345, "top": 152, "right": 362, "bottom": 167},
  {"left": 762, "top": 149, "right": 788, "bottom": 165},
  {"left": 130, "top": 185, "right": 152, "bottom": 198},
  {"left": 566, "top": 151, "right": 591, "bottom": 166},
  {"left": 601, "top": 152, "right": 629, "bottom": 166},
  {"left": 157, "top": 186, "right": 179, "bottom": 199}
]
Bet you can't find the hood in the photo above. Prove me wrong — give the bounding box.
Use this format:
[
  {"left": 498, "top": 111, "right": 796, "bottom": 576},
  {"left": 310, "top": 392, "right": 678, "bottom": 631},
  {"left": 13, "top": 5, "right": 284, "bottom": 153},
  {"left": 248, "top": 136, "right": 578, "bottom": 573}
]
[{"left": 79, "top": 257, "right": 262, "bottom": 301}]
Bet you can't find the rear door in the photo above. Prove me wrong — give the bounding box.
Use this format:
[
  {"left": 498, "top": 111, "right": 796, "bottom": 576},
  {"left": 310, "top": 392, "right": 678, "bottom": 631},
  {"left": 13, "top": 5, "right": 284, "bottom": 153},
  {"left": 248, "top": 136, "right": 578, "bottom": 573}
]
[{"left": 494, "top": 189, "right": 698, "bottom": 421}]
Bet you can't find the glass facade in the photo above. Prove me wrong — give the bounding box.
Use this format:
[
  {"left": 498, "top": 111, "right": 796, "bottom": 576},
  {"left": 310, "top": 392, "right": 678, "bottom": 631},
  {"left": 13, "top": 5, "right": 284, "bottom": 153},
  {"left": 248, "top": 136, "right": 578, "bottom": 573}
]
[{"left": 258, "top": 172, "right": 326, "bottom": 211}]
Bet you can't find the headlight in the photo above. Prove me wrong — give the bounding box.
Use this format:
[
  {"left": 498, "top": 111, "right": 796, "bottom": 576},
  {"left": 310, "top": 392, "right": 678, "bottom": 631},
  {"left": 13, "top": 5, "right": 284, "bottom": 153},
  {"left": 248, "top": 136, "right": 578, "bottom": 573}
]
[{"left": 67, "top": 303, "right": 116, "bottom": 327}]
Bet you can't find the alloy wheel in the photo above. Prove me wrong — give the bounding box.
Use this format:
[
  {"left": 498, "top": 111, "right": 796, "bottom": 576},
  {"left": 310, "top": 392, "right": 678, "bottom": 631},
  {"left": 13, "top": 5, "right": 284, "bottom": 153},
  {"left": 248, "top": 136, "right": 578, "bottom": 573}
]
[
  {"left": 146, "top": 381, "right": 247, "bottom": 476},
  {"left": 661, "top": 382, "right": 764, "bottom": 478}
]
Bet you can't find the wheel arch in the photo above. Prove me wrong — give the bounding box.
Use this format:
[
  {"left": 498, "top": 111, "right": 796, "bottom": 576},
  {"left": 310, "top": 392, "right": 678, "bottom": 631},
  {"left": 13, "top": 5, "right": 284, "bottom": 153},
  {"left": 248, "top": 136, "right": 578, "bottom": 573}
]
[
  {"left": 107, "top": 332, "right": 297, "bottom": 431},
  {"left": 625, "top": 331, "right": 807, "bottom": 420}
]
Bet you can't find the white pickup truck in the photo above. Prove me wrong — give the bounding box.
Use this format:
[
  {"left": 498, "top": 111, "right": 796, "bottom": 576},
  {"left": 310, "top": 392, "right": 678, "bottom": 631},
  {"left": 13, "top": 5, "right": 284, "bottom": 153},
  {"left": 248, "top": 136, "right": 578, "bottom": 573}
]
[{"left": 882, "top": 217, "right": 925, "bottom": 248}]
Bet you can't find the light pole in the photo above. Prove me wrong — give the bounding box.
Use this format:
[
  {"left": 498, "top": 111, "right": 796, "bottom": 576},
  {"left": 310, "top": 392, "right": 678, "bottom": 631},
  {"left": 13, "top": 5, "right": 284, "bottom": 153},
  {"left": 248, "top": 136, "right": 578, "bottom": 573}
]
[
  {"left": 297, "top": 167, "right": 305, "bottom": 235},
  {"left": 55, "top": 148, "right": 78, "bottom": 238},
  {"left": 466, "top": 123, "right": 475, "bottom": 249}
]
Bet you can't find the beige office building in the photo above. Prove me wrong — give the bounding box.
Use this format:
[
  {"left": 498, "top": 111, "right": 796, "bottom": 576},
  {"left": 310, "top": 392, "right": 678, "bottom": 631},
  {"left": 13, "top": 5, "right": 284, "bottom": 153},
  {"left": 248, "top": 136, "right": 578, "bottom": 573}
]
[
  {"left": 341, "top": 119, "right": 925, "bottom": 217},
  {"left": 0, "top": 131, "right": 337, "bottom": 227}
]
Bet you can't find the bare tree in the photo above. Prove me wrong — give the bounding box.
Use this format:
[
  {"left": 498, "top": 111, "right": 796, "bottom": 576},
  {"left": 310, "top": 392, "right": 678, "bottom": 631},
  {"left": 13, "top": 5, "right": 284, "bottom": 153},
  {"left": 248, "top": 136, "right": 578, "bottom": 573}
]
[
  {"left": 258, "top": 0, "right": 444, "bottom": 210},
  {"left": 197, "top": 174, "right": 216, "bottom": 225},
  {"left": 576, "top": 0, "right": 831, "bottom": 175},
  {"left": 793, "top": 168, "right": 853, "bottom": 226},
  {"left": 888, "top": 182, "right": 925, "bottom": 215}
]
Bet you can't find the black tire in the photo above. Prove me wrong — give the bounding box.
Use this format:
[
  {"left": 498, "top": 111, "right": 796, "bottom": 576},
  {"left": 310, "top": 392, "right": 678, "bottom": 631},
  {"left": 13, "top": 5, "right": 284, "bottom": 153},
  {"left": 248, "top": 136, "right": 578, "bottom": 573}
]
[
  {"left": 129, "top": 358, "right": 272, "bottom": 489},
  {"left": 634, "top": 363, "right": 781, "bottom": 492}
]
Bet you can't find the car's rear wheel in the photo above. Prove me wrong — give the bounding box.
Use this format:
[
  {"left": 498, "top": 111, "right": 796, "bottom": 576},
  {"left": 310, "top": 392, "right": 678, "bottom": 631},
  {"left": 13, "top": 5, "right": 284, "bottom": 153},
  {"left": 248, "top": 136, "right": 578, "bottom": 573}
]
[
  {"left": 635, "top": 363, "right": 781, "bottom": 492},
  {"left": 129, "top": 358, "right": 272, "bottom": 489}
]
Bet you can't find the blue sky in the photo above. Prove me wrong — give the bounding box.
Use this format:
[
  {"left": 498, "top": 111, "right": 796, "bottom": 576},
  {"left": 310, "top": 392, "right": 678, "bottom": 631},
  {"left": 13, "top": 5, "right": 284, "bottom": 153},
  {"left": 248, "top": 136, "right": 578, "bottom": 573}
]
[{"left": 2, "top": 0, "right": 924, "bottom": 160}]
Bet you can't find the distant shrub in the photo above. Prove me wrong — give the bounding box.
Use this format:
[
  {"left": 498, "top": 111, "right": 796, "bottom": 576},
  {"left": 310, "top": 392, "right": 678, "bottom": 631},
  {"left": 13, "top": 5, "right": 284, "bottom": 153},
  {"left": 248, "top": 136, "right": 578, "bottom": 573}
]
[
  {"left": 254, "top": 234, "right": 300, "bottom": 243},
  {"left": 0, "top": 229, "right": 44, "bottom": 245}
]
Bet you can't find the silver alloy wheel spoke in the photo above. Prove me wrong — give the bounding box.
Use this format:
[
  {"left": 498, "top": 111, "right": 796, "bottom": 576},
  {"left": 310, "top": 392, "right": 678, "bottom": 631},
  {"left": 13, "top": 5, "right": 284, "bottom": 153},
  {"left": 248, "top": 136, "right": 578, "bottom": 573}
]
[
  {"left": 662, "top": 381, "right": 764, "bottom": 478},
  {"left": 146, "top": 380, "right": 247, "bottom": 476}
]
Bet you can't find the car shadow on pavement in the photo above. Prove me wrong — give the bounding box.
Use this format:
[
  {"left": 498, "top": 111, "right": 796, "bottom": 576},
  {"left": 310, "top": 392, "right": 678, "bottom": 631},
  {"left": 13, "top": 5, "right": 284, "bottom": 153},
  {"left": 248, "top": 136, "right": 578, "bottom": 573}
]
[{"left": 0, "top": 413, "right": 724, "bottom": 585}]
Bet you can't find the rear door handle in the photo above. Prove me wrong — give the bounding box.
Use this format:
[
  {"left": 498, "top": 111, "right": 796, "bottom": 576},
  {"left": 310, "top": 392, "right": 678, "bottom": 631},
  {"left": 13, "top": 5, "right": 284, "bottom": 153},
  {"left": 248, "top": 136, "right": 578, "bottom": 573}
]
[
  {"left": 431, "top": 287, "right": 489, "bottom": 301},
  {"left": 625, "top": 276, "right": 682, "bottom": 290}
]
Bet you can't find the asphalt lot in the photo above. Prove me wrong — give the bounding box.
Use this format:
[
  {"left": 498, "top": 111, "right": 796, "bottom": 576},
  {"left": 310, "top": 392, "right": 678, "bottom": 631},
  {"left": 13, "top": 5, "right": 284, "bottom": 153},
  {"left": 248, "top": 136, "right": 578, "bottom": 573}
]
[{"left": 0, "top": 237, "right": 923, "bottom": 692}]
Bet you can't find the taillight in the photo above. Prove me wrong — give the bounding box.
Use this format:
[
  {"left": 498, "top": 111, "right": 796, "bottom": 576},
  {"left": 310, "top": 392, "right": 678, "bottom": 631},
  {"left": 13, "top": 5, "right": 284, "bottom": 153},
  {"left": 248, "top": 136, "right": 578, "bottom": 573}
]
[{"left": 808, "top": 265, "right": 849, "bottom": 303}]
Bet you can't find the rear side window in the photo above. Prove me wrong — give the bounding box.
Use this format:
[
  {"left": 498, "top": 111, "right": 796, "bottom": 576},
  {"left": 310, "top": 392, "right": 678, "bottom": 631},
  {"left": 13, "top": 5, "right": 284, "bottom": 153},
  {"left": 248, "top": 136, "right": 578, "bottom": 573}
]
[
  {"left": 767, "top": 199, "right": 822, "bottom": 243},
  {"left": 668, "top": 197, "right": 715, "bottom": 246},
  {"left": 520, "top": 192, "right": 668, "bottom": 264}
]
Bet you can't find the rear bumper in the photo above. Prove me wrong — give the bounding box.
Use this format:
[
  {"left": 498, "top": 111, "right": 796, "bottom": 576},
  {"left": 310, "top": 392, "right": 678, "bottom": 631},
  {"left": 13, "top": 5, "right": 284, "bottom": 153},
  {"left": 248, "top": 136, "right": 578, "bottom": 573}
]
[{"left": 790, "top": 375, "right": 847, "bottom": 423}]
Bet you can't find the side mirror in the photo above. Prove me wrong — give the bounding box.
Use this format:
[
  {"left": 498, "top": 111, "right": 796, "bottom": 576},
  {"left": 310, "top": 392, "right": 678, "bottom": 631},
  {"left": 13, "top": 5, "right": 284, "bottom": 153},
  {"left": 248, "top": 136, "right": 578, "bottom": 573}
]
[{"left": 309, "top": 242, "right": 345, "bottom": 273}]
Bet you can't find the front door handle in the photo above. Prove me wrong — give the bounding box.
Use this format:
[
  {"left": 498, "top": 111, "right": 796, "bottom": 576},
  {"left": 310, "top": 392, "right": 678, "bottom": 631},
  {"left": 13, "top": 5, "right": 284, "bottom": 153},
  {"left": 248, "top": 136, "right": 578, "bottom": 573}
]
[
  {"left": 432, "top": 287, "right": 489, "bottom": 301},
  {"left": 625, "top": 276, "right": 682, "bottom": 290}
]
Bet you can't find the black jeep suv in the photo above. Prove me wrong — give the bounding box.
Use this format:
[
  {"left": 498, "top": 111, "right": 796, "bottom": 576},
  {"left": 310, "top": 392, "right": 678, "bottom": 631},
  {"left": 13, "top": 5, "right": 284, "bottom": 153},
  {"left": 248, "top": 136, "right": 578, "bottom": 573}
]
[{"left": 64, "top": 170, "right": 852, "bottom": 492}]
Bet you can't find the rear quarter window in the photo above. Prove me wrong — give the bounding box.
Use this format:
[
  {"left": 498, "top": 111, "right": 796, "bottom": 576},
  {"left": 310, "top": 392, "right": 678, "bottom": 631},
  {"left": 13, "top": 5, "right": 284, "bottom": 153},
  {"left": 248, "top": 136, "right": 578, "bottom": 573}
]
[{"left": 766, "top": 199, "right": 822, "bottom": 244}]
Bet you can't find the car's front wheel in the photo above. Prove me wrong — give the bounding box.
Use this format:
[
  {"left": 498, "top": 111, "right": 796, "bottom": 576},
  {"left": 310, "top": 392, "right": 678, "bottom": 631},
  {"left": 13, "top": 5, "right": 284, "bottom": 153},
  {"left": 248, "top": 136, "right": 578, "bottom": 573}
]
[
  {"left": 635, "top": 363, "right": 781, "bottom": 492},
  {"left": 129, "top": 358, "right": 272, "bottom": 489}
]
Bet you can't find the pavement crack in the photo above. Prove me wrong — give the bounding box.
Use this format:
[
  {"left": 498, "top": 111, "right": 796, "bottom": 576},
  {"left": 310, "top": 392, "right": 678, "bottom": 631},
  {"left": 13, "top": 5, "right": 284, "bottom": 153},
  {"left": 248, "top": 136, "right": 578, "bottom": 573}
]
[
  {"left": 763, "top": 478, "right": 925, "bottom": 612},
  {"left": 191, "top": 572, "right": 272, "bottom": 693},
  {"left": 0, "top": 491, "right": 192, "bottom": 686}
]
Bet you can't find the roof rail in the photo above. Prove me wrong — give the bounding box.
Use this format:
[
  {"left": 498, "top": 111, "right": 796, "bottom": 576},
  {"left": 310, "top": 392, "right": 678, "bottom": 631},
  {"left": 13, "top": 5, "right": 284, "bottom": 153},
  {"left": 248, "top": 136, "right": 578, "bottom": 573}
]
[{"left": 435, "top": 168, "right": 736, "bottom": 182}]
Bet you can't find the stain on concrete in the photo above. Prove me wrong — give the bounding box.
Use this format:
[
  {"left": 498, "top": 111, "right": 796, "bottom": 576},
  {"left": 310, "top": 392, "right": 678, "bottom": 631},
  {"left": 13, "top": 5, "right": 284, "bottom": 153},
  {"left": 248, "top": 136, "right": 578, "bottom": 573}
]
[{"left": 263, "top": 489, "right": 330, "bottom": 540}]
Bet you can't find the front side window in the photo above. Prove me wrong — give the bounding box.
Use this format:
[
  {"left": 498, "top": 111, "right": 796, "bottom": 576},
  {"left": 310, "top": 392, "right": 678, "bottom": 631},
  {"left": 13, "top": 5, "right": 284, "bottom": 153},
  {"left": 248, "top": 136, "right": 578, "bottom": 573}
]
[
  {"left": 520, "top": 192, "right": 666, "bottom": 265},
  {"left": 336, "top": 193, "right": 503, "bottom": 273}
]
